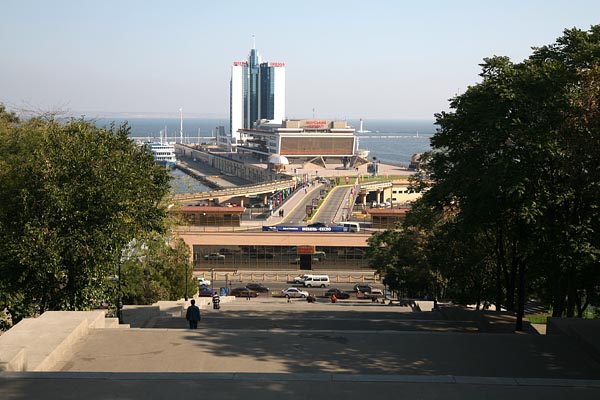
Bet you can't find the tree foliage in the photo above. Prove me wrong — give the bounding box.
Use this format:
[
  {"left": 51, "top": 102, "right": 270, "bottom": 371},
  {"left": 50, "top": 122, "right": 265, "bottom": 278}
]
[
  {"left": 120, "top": 235, "right": 197, "bottom": 305},
  {"left": 368, "top": 25, "right": 600, "bottom": 329},
  {"left": 0, "top": 109, "right": 171, "bottom": 324}
]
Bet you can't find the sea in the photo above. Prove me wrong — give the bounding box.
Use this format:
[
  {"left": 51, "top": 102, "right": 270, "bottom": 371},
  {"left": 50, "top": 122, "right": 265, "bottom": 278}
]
[{"left": 93, "top": 117, "right": 436, "bottom": 194}]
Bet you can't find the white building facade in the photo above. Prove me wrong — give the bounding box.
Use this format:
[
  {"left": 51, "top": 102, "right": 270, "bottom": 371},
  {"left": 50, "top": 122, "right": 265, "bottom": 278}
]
[{"left": 228, "top": 47, "right": 285, "bottom": 150}]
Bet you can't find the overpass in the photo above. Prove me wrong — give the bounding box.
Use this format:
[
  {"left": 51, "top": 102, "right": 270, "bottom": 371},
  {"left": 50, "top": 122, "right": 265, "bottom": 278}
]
[{"left": 170, "top": 178, "right": 297, "bottom": 204}]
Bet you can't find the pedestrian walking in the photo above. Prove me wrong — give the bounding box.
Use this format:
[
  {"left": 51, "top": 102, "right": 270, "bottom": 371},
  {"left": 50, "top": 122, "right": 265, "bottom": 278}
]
[
  {"left": 212, "top": 293, "right": 221, "bottom": 310},
  {"left": 185, "top": 299, "right": 201, "bottom": 329}
]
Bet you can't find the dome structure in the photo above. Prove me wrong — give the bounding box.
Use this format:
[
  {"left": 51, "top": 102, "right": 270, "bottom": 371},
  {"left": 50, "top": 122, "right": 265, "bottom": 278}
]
[{"left": 268, "top": 154, "right": 289, "bottom": 165}]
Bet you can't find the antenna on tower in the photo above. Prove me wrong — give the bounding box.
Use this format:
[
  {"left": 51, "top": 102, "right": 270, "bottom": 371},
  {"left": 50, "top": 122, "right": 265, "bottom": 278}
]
[{"left": 252, "top": 34, "right": 256, "bottom": 49}]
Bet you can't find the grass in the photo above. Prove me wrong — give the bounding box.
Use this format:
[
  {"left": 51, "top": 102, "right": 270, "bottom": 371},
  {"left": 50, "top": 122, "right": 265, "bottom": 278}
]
[
  {"left": 359, "top": 175, "right": 409, "bottom": 184},
  {"left": 526, "top": 313, "right": 550, "bottom": 325}
]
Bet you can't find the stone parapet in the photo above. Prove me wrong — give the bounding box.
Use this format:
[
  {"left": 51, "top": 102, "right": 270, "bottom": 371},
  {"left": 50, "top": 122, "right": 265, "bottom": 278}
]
[{"left": 0, "top": 310, "right": 119, "bottom": 372}]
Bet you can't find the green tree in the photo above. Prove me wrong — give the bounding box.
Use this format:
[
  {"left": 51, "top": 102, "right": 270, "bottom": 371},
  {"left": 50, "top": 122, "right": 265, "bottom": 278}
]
[
  {"left": 0, "top": 110, "right": 171, "bottom": 324},
  {"left": 367, "top": 226, "right": 434, "bottom": 300},
  {"left": 120, "top": 235, "right": 196, "bottom": 304},
  {"left": 414, "top": 25, "right": 600, "bottom": 329}
]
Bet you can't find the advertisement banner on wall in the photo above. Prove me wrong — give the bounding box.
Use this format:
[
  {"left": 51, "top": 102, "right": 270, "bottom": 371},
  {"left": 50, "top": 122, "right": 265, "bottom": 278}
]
[{"left": 262, "top": 226, "right": 348, "bottom": 232}]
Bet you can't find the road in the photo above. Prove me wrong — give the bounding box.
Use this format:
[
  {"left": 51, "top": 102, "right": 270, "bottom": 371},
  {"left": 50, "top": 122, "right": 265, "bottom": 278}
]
[
  {"left": 311, "top": 185, "right": 353, "bottom": 224},
  {"left": 208, "top": 280, "right": 384, "bottom": 298},
  {"left": 279, "top": 183, "right": 324, "bottom": 224}
]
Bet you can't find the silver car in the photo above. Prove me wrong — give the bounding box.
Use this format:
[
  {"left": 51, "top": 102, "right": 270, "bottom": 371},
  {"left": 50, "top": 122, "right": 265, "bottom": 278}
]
[{"left": 281, "top": 287, "right": 309, "bottom": 298}]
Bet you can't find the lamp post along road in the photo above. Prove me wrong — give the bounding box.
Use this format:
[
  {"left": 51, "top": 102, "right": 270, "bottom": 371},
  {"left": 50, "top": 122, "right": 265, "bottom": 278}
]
[
  {"left": 184, "top": 257, "right": 189, "bottom": 301},
  {"left": 117, "top": 261, "right": 123, "bottom": 324}
]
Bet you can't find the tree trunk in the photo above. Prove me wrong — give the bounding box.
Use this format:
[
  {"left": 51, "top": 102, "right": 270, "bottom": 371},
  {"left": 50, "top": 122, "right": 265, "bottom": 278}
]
[
  {"left": 506, "top": 241, "right": 517, "bottom": 312},
  {"left": 576, "top": 294, "right": 589, "bottom": 319},
  {"left": 551, "top": 277, "right": 565, "bottom": 317},
  {"left": 495, "top": 227, "right": 505, "bottom": 311},
  {"left": 515, "top": 256, "right": 526, "bottom": 332},
  {"left": 566, "top": 270, "right": 576, "bottom": 318}
]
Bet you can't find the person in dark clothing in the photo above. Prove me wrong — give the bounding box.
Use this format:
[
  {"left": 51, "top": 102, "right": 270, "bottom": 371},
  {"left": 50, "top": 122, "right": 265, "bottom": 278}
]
[{"left": 185, "top": 299, "right": 201, "bottom": 329}]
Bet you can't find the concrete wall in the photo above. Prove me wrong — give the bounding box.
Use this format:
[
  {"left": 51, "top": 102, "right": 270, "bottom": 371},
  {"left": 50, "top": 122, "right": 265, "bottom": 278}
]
[{"left": 547, "top": 317, "right": 600, "bottom": 362}]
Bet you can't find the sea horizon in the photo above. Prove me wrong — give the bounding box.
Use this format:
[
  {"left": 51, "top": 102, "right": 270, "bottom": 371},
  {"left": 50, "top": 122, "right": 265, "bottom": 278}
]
[{"left": 88, "top": 117, "right": 435, "bottom": 167}]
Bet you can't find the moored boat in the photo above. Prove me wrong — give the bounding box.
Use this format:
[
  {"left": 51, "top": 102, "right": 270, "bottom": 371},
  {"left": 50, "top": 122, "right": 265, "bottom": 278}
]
[{"left": 147, "top": 142, "right": 177, "bottom": 168}]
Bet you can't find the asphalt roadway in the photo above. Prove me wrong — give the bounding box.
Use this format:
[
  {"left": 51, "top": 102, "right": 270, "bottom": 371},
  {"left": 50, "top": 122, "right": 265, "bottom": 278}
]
[{"left": 1, "top": 297, "right": 600, "bottom": 399}]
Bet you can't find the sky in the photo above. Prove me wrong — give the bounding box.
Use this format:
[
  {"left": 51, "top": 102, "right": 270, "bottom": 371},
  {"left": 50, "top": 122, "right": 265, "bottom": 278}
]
[{"left": 2, "top": 0, "right": 600, "bottom": 120}]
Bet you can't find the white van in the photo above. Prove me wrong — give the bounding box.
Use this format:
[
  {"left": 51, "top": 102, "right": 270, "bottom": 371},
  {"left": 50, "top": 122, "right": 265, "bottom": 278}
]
[
  {"left": 303, "top": 275, "right": 330, "bottom": 288},
  {"left": 339, "top": 221, "right": 360, "bottom": 232}
]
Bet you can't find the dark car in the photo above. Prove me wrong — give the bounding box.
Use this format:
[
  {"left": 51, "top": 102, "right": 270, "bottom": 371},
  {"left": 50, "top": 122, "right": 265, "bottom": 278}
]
[
  {"left": 230, "top": 287, "right": 258, "bottom": 297},
  {"left": 199, "top": 285, "right": 214, "bottom": 297},
  {"left": 322, "top": 288, "right": 350, "bottom": 299},
  {"left": 353, "top": 284, "right": 373, "bottom": 293},
  {"left": 307, "top": 222, "right": 328, "bottom": 228},
  {"left": 245, "top": 283, "right": 270, "bottom": 293}
]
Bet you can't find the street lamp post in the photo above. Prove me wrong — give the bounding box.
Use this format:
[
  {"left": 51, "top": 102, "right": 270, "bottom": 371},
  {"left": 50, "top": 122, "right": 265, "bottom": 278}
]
[
  {"left": 117, "top": 261, "right": 123, "bottom": 324},
  {"left": 184, "top": 256, "right": 189, "bottom": 301}
]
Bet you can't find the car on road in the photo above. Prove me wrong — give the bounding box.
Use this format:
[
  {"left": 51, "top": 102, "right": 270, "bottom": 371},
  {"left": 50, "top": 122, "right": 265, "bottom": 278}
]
[
  {"left": 353, "top": 284, "right": 373, "bottom": 293},
  {"left": 357, "top": 288, "right": 384, "bottom": 300},
  {"left": 198, "top": 286, "right": 214, "bottom": 297},
  {"left": 230, "top": 287, "right": 258, "bottom": 297},
  {"left": 293, "top": 274, "right": 311, "bottom": 284},
  {"left": 245, "top": 283, "right": 270, "bottom": 293},
  {"left": 307, "top": 222, "right": 328, "bottom": 228},
  {"left": 322, "top": 288, "right": 350, "bottom": 299},
  {"left": 280, "top": 287, "right": 309, "bottom": 298},
  {"left": 197, "top": 277, "right": 211, "bottom": 286},
  {"left": 204, "top": 253, "right": 225, "bottom": 261}
]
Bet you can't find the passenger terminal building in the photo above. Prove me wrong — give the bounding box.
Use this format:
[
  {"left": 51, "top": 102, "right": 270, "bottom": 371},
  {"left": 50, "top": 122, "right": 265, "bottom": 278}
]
[{"left": 238, "top": 119, "right": 360, "bottom": 166}]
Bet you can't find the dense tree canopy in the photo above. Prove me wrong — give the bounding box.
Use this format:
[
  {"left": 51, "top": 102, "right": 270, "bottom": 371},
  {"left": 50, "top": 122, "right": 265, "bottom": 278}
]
[
  {"left": 0, "top": 110, "right": 173, "bottom": 324},
  {"left": 368, "top": 25, "right": 600, "bottom": 329}
]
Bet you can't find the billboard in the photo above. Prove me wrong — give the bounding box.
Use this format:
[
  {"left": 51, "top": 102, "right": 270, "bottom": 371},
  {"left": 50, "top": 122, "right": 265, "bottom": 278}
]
[{"left": 262, "top": 226, "right": 348, "bottom": 232}]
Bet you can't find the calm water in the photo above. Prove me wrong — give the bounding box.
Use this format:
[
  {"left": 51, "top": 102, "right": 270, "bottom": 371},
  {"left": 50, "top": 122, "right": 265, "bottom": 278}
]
[
  {"left": 95, "top": 118, "right": 435, "bottom": 194},
  {"left": 94, "top": 117, "right": 435, "bottom": 166},
  {"left": 169, "top": 168, "right": 210, "bottom": 194}
]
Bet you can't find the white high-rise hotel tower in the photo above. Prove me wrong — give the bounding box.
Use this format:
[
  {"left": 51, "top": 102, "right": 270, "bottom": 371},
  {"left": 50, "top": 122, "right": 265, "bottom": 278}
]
[{"left": 229, "top": 40, "right": 285, "bottom": 147}]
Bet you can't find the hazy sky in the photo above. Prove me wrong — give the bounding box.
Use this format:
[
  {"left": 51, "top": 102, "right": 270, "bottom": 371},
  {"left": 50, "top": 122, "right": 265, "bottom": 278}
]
[{"left": 2, "top": 0, "right": 599, "bottom": 120}]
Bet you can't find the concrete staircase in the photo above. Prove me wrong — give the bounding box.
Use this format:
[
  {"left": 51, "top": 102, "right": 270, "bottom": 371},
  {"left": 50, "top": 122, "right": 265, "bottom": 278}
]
[{"left": 0, "top": 311, "right": 124, "bottom": 372}]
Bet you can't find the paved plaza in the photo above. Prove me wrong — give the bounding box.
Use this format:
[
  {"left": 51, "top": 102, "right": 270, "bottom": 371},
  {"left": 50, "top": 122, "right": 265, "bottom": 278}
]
[{"left": 1, "top": 297, "right": 600, "bottom": 399}]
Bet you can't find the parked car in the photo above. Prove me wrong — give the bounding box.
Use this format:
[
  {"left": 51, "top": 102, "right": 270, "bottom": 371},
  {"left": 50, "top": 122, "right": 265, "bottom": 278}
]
[
  {"left": 293, "top": 274, "right": 311, "bottom": 284},
  {"left": 204, "top": 253, "right": 225, "bottom": 260},
  {"left": 322, "top": 288, "right": 350, "bottom": 299},
  {"left": 353, "top": 284, "right": 373, "bottom": 293},
  {"left": 280, "top": 287, "right": 309, "bottom": 298},
  {"left": 219, "top": 248, "right": 236, "bottom": 255},
  {"left": 197, "top": 277, "right": 211, "bottom": 286},
  {"left": 230, "top": 287, "right": 258, "bottom": 297},
  {"left": 198, "top": 286, "right": 214, "bottom": 297},
  {"left": 357, "top": 288, "right": 384, "bottom": 300},
  {"left": 245, "top": 283, "right": 270, "bottom": 293}
]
